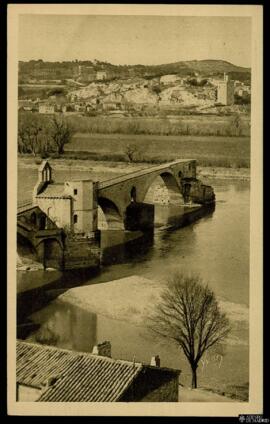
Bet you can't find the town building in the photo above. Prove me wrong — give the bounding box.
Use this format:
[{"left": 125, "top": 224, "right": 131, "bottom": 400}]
[
  {"left": 30, "top": 68, "right": 58, "bottom": 79},
  {"left": 102, "top": 93, "right": 124, "bottom": 111},
  {"left": 217, "top": 73, "right": 234, "bottom": 105},
  {"left": 38, "top": 103, "right": 57, "bottom": 114},
  {"left": 77, "top": 65, "right": 96, "bottom": 82},
  {"left": 160, "top": 74, "right": 182, "bottom": 85},
  {"left": 32, "top": 161, "right": 99, "bottom": 235},
  {"left": 16, "top": 340, "right": 180, "bottom": 402},
  {"left": 208, "top": 77, "right": 223, "bottom": 87},
  {"left": 85, "top": 103, "right": 95, "bottom": 112},
  {"left": 68, "top": 93, "right": 78, "bottom": 102},
  {"left": 96, "top": 70, "right": 107, "bottom": 80},
  {"left": 74, "top": 103, "right": 86, "bottom": 112}
]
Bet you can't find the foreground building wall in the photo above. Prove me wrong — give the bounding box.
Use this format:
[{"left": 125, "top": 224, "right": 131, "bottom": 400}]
[{"left": 120, "top": 367, "right": 180, "bottom": 402}]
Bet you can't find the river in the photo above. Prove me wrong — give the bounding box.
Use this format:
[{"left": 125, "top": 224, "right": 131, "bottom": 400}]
[{"left": 17, "top": 164, "right": 250, "bottom": 399}]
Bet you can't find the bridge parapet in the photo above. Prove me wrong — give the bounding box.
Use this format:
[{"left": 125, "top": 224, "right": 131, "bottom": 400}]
[{"left": 98, "top": 159, "right": 196, "bottom": 190}]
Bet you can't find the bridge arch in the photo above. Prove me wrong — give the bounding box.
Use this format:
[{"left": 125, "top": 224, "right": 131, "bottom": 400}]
[
  {"left": 143, "top": 170, "right": 184, "bottom": 205},
  {"left": 35, "top": 236, "right": 64, "bottom": 250},
  {"left": 98, "top": 197, "right": 124, "bottom": 230},
  {"left": 34, "top": 237, "right": 64, "bottom": 270}
]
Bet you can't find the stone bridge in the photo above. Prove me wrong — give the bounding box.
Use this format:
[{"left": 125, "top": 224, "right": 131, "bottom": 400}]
[
  {"left": 97, "top": 159, "right": 214, "bottom": 230},
  {"left": 17, "top": 159, "right": 215, "bottom": 270}
]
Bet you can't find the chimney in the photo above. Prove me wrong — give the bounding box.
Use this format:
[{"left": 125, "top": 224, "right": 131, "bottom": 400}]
[
  {"left": 150, "top": 355, "right": 161, "bottom": 367},
  {"left": 92, "top": 341, "right": 111, "bottom": 358}
]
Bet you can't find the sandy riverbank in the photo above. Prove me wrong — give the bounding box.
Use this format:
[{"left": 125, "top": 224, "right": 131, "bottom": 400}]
[
  {"left": 58, "top": 276, "right": 249, "bottom": 343},
  {"left": 179, "top": 386, "right": 237, "bottom": 402}
]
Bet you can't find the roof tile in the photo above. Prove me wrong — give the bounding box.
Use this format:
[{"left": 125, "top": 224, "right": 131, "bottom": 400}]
[
  {"left": 17, "top": 341, "right": 142, "bottom": 402},
  {"left": 37, "top": 183, "right": 70, "bottom": 199}
]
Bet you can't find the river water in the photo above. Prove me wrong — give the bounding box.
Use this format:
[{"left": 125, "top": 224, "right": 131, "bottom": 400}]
[{"left": 17, "top": 165, "right": 250, "bottom": 398}]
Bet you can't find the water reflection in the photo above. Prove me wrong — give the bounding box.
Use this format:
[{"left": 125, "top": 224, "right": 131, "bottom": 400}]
[
  {"left": 28, "top": 302, "right": 98, "bottom": 352},
  {"left": 17, "top": 267, "right": 100, "bottom": 326},
  {"left": 101, "top": 230, "right": 154, "bottom": 266}
]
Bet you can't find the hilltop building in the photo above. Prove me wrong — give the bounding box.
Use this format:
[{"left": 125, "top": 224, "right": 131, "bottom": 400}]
[
  {"left": 217, "top": 73, "right": 234, "bottom": 105},
  {"left": 77, "top": 65, "right": 96, "bottom": 82}
]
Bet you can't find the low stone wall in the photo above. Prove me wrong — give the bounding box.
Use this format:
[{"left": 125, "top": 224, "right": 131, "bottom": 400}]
[
  {"left": 36, "top": 238, "right": 63, "bottom": 269},
  {"left": 120, "top": 366, "right": 180, "bottom": 402}
]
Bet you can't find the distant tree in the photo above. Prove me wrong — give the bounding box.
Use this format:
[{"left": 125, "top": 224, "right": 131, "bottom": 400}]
[
  {"left": 18, "top": 117, "right": 29, "bottom": 153},
  {"left": 230, "top": 113, "right": 242, "bottom": 136},
  {"left": 187, "top": 78, "right": 198, "bottom": 86},
  {"left": 199, "top": 79, "right": 208, "bottom": 86},
  {"left": 18, "top": 113, "right": 42, "bottom": 156},
  {"left": 187, "top": 78, "right": 208, "bottom": 87},
  {"left": 49, "top": 115, "right": 74, "bottom": 154},
  {"left": 124, "top": 143, "right": 141, "bottom": 162},
  {"left": 47, "top": 88, "right": 66, "bottom": 97},
  {"left": 149, "top": 273, "right": 231, "bottom": 389},
  {"left": 234, "top": 93, "right": 251, "bottom": 105}
]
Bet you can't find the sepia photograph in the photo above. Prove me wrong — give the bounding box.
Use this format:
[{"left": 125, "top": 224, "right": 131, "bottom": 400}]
[{"left": 7, "top": 3, "right": 263, "bottom": 417}]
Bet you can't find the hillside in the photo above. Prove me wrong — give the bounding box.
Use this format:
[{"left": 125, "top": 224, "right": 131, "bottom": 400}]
[
  {"left": 183, "top": 59, "right": 249, "bottom": 74},
  {"left": 18, "top": 58, "right": 251, "bottom": 116},
  {"left": 142, "top": 59, "right": 250, "bottom": 76},
  {"left": 19, "top": 59, "right": 251, "bottom": 82}
]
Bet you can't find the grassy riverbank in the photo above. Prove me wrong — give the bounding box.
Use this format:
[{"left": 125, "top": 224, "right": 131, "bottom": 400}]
[{"left": 18, "top": 156, "right": 250, "bottom": 182}]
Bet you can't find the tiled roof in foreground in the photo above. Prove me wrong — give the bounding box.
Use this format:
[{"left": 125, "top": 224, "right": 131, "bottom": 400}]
[{"left": 17, "top": 341, "right": 143, "bottom": 402}]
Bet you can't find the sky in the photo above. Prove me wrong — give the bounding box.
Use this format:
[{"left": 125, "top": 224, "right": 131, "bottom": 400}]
[{"left": 18, "top": 15, "right": 251, "bottom": 68}]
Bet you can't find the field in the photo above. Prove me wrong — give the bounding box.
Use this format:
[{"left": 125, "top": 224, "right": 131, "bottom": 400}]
[
  {"left": 65, "top": 114, "right": 250, "bottom": 137},
  {"left": 64, "top": 133, "right": 250, "bottom": 168}
]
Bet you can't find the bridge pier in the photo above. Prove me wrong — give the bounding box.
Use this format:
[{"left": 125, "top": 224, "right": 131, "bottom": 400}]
[
  {"left": 124, "top": 202, "right": 155, "bottom": 231},
  {"left": 36, "top": 241, "right": 46, "bottom": 269}
]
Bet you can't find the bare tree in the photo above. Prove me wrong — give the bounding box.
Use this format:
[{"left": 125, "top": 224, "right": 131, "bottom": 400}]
[
  {"left": 49, "top": 115, "right": 74, "bottom": 154},
  {"left": 18, "top": 113, "right": 42, "bottom": 156},
  {"left": 124, "top": 143, "right": 140, "bottom": 162},
  {"left": 149, "top": 273, "right": 231, "bottom": 389}
]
